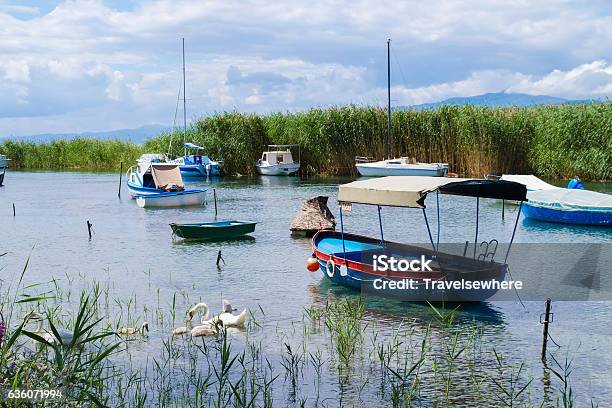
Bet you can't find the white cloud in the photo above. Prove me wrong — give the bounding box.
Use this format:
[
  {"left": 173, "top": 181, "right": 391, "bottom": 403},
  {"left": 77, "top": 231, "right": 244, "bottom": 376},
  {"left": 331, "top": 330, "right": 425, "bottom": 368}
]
[{"left": 0, "top": 0, "right": 610, "bottom": 135}]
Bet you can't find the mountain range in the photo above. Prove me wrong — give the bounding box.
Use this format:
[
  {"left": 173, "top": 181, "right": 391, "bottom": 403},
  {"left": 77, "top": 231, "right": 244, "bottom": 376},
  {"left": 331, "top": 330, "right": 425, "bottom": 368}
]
[{"left": 3, "top": 92, "right": 599, "bottom": 143}]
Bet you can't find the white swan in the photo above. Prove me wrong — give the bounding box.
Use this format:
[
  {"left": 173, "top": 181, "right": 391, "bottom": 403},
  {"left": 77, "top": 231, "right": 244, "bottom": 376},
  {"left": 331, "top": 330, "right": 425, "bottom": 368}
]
[
  {"left": 116, "top": 322, "right": 149, "bottom": 335},
  {"left": 187, "top": 302, "right": 210, "bottom": 323},
  {"left": 172, "top": 326, "right": 189, "bottom": 335},
  {"left": 29, "top": 313, "right": 75, "bottom": 346},
  {"left": 191, "top": 324, "right": 217, "bottom": 338},
  {"left": 217, "top": 300, "right": 247, "bottom": 327}
]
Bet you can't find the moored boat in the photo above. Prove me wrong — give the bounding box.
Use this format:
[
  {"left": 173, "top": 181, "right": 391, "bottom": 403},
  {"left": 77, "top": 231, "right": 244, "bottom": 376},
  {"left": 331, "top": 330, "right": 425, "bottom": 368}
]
[
  {"left": 170, "top": 143, "right": 221, "bottom": 178},
  {"left": 0, "top": 154, "right": 10, "bottom": 186},
  {"left": 170, "top": 220, "right": 256, "bottom": 239},
  {"left": 356, "top": 158, "right": 448, "bottom": 177},
  {"left": 522, "top": 189, "right": 612, "bottom": 226},
  {"left": 500, "top": 174, "right": 557, "bottom": 192},
  {"left": 355, "top": 39, "right": 448, "bottom": 177},
  {"left": 256, "top": 145, "right": 300, "bottom": 176},
  {"left": 136, "top": 190, "right": 207, "bottom": 208},
  {"left": 309, "top": 176, "right": 528, "bottom": 302},
  {"left": 126, "top": 154, "right": 173, "bottom": 197}
]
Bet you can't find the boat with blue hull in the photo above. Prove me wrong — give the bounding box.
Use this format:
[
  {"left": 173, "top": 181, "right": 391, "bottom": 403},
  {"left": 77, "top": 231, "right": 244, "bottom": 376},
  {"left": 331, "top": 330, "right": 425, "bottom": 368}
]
[
  {"left": 170, "top": 143, "right": 221, "bottom": 178},
  {"left": 309, "top": 176, "right": 527, "bottom": 302},
  {"left": 522, "top": 189, "right": 612, "bottom": 226},
  {"left": 126, "top": 154, "right": 206, "bottom": 207}
]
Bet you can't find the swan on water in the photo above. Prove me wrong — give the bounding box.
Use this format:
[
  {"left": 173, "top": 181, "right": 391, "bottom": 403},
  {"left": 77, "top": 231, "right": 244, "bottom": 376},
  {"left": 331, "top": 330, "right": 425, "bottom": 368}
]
[
  {"left": 218, "top": 300, "right": 247, "bottom": 327},
  {"left": 190, "top": 324, "right": 217, "bottom": 338},
  {"left": 172, "top": 326, "right": 189, "bottom": 335},
  {"left": 116, "top": 322, "right": 149, "bottom": 335},
  {"left": 29, "top": 312, "right": 75, "bottom": 346},
  {"left": 187, "top": 302, "right": 210, "bottom": 323}
]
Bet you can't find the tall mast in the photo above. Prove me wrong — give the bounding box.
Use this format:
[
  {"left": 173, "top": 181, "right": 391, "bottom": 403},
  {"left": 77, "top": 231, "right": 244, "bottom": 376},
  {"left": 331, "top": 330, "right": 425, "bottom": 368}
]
[
  {"left": 386, "top": 38, "right": 392, "bottom": 160},
  {"left": 182, "top": 37, "right": 187, "bottom": 157}
]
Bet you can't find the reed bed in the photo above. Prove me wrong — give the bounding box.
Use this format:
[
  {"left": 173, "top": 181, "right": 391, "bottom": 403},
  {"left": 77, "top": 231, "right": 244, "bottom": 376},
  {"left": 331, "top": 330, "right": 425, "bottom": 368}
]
[
  {"left": 0, "top": 253, "right": 596, "bottom": 407},
  {"left": 2, "top": 103, "right": 610, "bottom": 180}
]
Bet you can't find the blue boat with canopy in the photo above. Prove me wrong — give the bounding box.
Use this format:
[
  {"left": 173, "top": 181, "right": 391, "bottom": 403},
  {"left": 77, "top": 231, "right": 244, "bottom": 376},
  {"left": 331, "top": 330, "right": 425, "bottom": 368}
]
[
  {"left": 522, "top": 188, "right": 612, "bottom": 226},
  {"left": 170, "top": 143, "right": 222, "bottom": 178},
  {"left": 309, "top": 176, "right": 527, "bottom": 302}
]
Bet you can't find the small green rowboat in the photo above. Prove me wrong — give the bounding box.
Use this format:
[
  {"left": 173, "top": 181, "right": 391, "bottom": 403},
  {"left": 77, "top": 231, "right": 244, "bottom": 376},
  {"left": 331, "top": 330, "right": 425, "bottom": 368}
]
[{"left": 170, "top": 220, "right": 256, "bottom": 240}]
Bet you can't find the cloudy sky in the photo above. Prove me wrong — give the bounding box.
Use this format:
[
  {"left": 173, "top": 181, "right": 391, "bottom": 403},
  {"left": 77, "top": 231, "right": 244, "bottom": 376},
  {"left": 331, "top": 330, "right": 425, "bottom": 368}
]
[{"left": 1, "top": 0, "right": 611, "bottom": 136}]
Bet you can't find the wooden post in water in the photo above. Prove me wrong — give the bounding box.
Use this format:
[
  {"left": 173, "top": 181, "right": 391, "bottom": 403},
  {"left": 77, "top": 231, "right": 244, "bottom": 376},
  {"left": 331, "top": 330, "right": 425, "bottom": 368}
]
[
  {"left": 87, "top": 220, "right": 93, "bottom": 239},
  {"left": 12, "top": 203, "right": 15, "bottom": 217},
  {"left": 118, "top": 162, "right": 123, "bottom": 198},
  {"left": 541, "top": 298, "right": 552, "bottom": 361},
  {"left": 501, "top": 199, "right": 505, "bottom": 220},
  {"left": 216, "top": 250, "right": 224, "bottom": 266},
  {"left": 213, "top": 188, "right": 218, "bottom": 217}
]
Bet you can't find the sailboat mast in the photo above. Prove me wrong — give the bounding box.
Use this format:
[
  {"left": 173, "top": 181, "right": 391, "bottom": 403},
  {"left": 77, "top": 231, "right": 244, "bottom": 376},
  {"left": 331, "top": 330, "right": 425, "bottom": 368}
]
[
  {"left": 386, "top": 38, "right": 392, "bottom": 160},
  {"left": 182, "top": 37, "right": 187, "bottom": 157}
]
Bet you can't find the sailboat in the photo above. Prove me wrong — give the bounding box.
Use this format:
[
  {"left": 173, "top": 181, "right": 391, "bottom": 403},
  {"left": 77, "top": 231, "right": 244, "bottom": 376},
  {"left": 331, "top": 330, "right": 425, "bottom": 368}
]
[
  {"left": 168, "top": 38, "right": 222, "bottom": 178},
  {"left": 355, "top": 39, "right": 448, "bottom": 177}
]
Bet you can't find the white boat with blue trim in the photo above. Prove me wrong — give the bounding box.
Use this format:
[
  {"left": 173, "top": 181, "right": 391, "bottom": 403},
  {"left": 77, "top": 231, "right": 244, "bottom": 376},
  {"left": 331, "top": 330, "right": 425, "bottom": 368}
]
[
  {"left": 126, "top": 154, "right": 206, "bottom": 207},
  {"left": 136, "top": 190, "right": 206, "bottom": 208},
  {"left": 170, "top": 143, "right": 221, "bottom": 178}
]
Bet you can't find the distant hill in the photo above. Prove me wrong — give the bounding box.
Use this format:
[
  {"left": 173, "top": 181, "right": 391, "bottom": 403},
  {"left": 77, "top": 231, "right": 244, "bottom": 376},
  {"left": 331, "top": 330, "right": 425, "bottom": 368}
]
[
  {"left": 405, "top": 92, "right": 593, "bottom": 110},
  {"left": 2, "top": 124, "right": 173, "bottom": 144}
]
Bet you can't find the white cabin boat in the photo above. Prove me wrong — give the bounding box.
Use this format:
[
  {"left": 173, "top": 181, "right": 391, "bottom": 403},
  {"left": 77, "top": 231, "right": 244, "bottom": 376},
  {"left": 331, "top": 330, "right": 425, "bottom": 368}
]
[
  {"left": 256, "top": 145, "right": 300, "bottom": 176},
  {"left": 356, "top": 157, "right": 448, "bottom": 177},
  {"left": 0, "top": 154, "right": 9, "bottom": 169},
  {"left": 0, "top": 154, "right": 10, "bottom": 186}
]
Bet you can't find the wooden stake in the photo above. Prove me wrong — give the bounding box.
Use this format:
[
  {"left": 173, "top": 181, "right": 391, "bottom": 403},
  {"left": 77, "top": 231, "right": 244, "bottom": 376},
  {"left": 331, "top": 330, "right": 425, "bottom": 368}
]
[
  {"left": 501, "top": 199, "right": 505, "bottom": 220},
  {"left": 541, "top": 298, "right": 552, "bottom": 361},
  {"left": 12, "top": 203, "right": 15, "bottom": 217},
  {"left": 216, "top": 250, "right": 224, "bottom": 266},
  {"left": 87, "top": 220, "right": 93, "bottom": 239},
  {"left": 118, "top": 162, "right": 123, "bottom": 198},
  {"left": 213, "top": 188, "right": 218, "bottom": 217}
]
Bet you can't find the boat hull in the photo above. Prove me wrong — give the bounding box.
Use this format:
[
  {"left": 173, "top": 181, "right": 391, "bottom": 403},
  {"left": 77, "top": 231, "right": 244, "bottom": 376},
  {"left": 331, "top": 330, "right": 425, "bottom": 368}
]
[
  {"left": 127, "top": 181, "right": 165, "bottom": 198},
  {"left": 136, "top": 190, "right": 206, "bottom": 208},
  {"left": 170, "top": 220, "right": 256, "bottom": 239},
  {"left": 256, "top": 163, "right": 300, "bottom": 176},
  {"left": 356, "top": 162, "right": 448, "bottom": 177},
  {"left": 522, "top": 203, "right": 611, "bottom": 226},
  {"left": 311, "top": 230, "right": 507, "bottom": 302},
  {"left": 179, "top": 163, "right": 221, "bottom": 178}
]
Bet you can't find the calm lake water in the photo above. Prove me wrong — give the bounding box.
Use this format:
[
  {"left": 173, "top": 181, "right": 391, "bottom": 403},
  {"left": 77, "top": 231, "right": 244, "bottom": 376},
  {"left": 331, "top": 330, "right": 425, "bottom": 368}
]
[{"left": 1, "top": 171, "right": 611, "bottom": 406}]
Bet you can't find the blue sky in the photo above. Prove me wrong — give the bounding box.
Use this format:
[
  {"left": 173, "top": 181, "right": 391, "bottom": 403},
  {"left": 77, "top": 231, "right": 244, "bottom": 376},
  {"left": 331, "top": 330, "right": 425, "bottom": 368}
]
[{"left": 0, "top": 0, "right": 610, "bottom": 136}]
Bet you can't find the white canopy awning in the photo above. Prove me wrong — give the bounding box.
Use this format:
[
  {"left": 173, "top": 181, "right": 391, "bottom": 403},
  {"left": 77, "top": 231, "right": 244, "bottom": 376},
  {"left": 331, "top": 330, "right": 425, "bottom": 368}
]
[{"left": 338, "top": 176, "right": 473, "bottom": 208}]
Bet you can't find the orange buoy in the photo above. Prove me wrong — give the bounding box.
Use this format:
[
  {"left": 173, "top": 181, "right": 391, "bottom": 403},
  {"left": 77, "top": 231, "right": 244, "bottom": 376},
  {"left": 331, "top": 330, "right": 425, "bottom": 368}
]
[{"left": 306, "top": 257, "right": 319, "bottom": 272}]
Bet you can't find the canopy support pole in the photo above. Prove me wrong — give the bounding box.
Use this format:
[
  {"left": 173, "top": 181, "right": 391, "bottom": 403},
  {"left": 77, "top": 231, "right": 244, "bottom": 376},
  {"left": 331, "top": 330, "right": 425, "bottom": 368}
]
[
  {"left": 339, "top": 205, "right": 347, "bottom": 261},
  {"left": 422, "top": 208, "right": 436, "bottom": 252},
  {"left": 436, "top": 190, "right": 441, "bottom": 252},
  {"left": 504, "top": 202, "right": 522, "bottom": 264},
  {"left": 377, "top": 205, "right": 385, "bottom": 246},
  {"left": 473, "top": 195, "right": 480, "bottom": 259}
]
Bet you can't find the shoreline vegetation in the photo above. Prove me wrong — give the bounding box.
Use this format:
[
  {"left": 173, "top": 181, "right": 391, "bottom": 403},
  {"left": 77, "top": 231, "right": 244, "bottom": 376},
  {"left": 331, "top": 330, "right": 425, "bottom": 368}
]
[
  {"left": 1, "top": 103, "right": 611, "bottom": 180},
  {"left": 0, "top": 258, "right": 590, "bottom": 407}
]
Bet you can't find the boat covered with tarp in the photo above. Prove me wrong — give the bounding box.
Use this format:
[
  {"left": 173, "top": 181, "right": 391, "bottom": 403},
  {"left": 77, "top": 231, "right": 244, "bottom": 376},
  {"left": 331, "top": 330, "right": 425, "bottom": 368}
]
[
  {"left": 126, "top": 154, "right": 206, "bottom": 207},
  {"left": 500, "top": 174, "right": 557, "bottom": 191},
  {"left": 522, "top": 188, "right": 612, "bottom": 226},
  {"left": 309, "top": 176, "right": 527, "bottom": 302}
]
